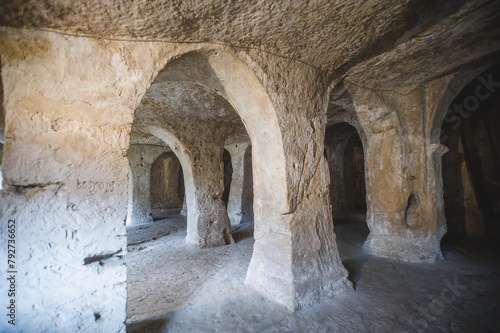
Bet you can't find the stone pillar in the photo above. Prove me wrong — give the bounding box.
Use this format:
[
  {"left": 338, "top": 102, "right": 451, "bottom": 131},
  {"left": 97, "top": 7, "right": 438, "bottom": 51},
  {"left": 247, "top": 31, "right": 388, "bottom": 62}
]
[
  {"left": 362, "top": 118, "right": 416, "bottom": 259},
  {"left": 143, "top": 125, "right": 234, "bottom": 248},
  {"left": 185, "top": 141, "right": 234, "bottom": 247},
  {"left": 442, "top": 131, "right": 485, "bottom": 237},
  {"left": 225, "top": 141, "right": 253, "bottom": 225},
  {"left": 126, "top": 144, "right": 168, "bottom": 225},
  {"left": 138, "top": 51, "right": 351, "bottom": 310},
  {"left": 459, "top": 143, "right": 486, "bottom": 236},
  {"left": 234, "top": 54, "right": 352, "bottom": 311},
  {"left": 345, "top": 80, "right": 450, "bottom": 262},
  {"left": 180, "top": 193, "right": 187, "bottom": 216}
]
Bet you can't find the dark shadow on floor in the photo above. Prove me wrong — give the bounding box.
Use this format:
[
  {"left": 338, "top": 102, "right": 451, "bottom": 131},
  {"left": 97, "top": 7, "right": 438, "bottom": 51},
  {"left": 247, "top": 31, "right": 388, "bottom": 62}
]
[
  {"left": 127, "top": 314, "right": 170, "bottom": 333},
  {"left": 232, "top": 221, "right": 254, "bottom": 243},
  {"left": 342, "top": 257, "right": 369, "bottom": 289},
  {"left": 127, "top": 216, "right": 187, "bottom": 248},
  {"left": 441, "top": 234, "right": 500, "bottom": 263}
]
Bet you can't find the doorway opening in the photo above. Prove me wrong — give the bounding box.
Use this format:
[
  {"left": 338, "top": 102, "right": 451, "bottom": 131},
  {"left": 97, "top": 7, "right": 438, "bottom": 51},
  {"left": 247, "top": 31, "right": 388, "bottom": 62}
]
[
  {"left": 324, "top": 122, "right": 369, "bottom": 260},
  {"left": 325, "top": 122, "right": 367, "bottom": 221},
  {"left": 150, "top": 152, "right": 185, "bottom": 220},
  {"left": 440, "top": 64, "right": 500, "bottom": 250}
]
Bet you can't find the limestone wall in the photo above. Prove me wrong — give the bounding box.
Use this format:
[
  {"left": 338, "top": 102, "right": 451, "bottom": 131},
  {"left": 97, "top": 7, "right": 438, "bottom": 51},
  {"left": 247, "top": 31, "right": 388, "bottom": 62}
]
[
  {"left": 150, "top": 152, "right": 184, "bottom": 215},
  {"left": 0, "top": 28, "right": 166, "bottom": 332},
  {"left": 127, "top": 144, "right": 171, "bottom": 224},
  {"left": 0, "top": 23, "right": 472, "bottom": 329}
]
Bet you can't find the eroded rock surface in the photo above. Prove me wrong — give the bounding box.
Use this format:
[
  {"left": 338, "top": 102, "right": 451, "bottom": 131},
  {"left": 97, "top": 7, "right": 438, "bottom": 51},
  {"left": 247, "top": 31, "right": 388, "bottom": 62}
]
[{"left": 0, "top": 1, "right": 499, "bottom": 331}]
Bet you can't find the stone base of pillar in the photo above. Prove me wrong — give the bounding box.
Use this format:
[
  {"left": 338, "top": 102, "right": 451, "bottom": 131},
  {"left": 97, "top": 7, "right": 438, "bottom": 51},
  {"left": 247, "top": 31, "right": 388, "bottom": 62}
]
[
  {"left": 246, "top": 260, "right": 352, "bottom": 311},
  {"left": 363, "top": 233, "right": 444, "bottom": 263},
  {"left": 245, "top": 214, "right": 353, "bottom": 311}
]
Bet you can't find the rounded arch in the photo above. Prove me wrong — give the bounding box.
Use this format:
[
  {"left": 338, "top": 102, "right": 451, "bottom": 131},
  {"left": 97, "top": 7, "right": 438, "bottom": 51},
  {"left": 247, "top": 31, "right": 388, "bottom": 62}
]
[
  {"left": 325, "top": 122, "right": 368, "bottom": 222},
  {"left": 126, "top": 140, "right": 175, "bottom": 225},
  {"left": 327, "top": 118, "right": 368, "bottom": 159},
  {"left": 151, "top": 50, "right": 289, "bottom": 217},
  {"left": 224, "top": 130, "right": 254, "bottom": 225},
  {"left": 130, "top": 49, "right": 291, "bottom": 223},
  {"left": 150, "top": 151, "right": 184, "bottom": 218},
  {"left": 431, "top": 66, "right": 492, "bottom": 144},
  {"left": 144, "top": 126, "right": 196, "bottom": 227},
  {"left": 434, "top": 64, "right": 500, "bottom": 247},
  {"left": 129, "top": 48, "right": 292, "bottom": 306}
]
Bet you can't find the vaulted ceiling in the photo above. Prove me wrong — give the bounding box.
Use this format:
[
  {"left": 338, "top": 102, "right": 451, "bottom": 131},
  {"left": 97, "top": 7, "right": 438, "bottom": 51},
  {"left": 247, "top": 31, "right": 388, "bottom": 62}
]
[{"left": 1, "top": 0, "right": 500, "bottom": 87}]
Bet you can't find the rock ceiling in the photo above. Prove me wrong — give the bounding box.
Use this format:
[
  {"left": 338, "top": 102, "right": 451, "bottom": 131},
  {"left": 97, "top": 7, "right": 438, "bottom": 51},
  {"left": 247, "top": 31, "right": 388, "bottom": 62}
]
[{"left": 1, "top": 0, "right": 500, "bottom": 87}]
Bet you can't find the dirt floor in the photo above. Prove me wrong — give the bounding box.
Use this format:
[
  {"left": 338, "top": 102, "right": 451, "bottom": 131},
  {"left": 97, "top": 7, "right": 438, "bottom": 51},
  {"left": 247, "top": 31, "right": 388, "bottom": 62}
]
[{"left": 126, "top": 217, "right": 500, "bottom": 333}]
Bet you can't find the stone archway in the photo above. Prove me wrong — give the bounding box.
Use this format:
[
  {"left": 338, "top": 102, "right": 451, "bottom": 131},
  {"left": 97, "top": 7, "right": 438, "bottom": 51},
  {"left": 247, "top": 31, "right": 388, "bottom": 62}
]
[
  {"left": 150, "top": 152, "right": 184, "bottom": 219},
  {"left": 436, "top": 64, "right": 500, "bottom": 246},
  {"left": 328, "top": 79, "right": 450, "bottom": 262},
  {"left": 126, "top": 139, "right": 174, "bottom": 225},
  {"left": 130, "top": 49, "right": 350, "bottom": 310},
  {"left": 325, "top": 122, "right": 367, "bottom": 221},
  {"left": 132, "top": 50, "right": 290, "bottom": 294}
]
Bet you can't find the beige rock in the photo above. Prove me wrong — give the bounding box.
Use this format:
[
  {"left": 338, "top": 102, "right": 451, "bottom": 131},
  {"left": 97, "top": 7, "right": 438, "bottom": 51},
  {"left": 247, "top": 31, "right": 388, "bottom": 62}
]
[{"left": 0, "top": 2, "right": 499, "bottom": 330}]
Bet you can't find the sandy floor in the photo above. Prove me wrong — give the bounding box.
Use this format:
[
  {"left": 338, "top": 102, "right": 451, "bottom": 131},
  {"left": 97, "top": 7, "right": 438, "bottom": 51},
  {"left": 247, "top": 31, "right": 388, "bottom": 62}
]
[{"left": 126, "top": 217, "right": 500, "bottom": 333}]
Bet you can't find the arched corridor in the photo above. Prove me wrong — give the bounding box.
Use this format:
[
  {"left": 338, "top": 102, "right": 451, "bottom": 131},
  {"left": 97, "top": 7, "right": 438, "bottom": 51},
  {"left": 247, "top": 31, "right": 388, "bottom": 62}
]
[
  {"left": 1, "top": 3, "right": 500, "bottom": 332},
  {"left": 127, "top": 135, "right": 185, "bottom": 225},
  {"left": 439, "top": 65, "right": 500, "bottom": 246},
  {"left": 150, "top": 152, "right": 184, "bottom": 219},
  {"left": 325, "top": 122, "right": 367, "bottom": 222},
  {"left": 125, "top": 49, "right": 350, "bottom": 314}
]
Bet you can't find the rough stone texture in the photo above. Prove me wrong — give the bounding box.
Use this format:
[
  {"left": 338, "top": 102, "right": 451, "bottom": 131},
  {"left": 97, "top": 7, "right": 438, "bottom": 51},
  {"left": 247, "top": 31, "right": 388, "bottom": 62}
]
[
  {"left": 150, "top": 152, "right": 184, "bottom": 215},
  {"left": 344, "top": 0, "right": 500, "bottom": 88},
  {"left": 0, "top": 1, "right": 499, "bottom": 329},
  {"left": 132, "top": 62, "right": 239, "bottom": 247},
  {"left": 327, "top": 76, "right": 462, "bottom": 262},
  {"left": 1, "top": 186, "right": 127, "bottom": 331},
  {"left": 440, "top": 65, "right": 500, "bottom": 238},
  {"left": 325, "top": 123, "right": 367, "bottom": 221},
  {"left": 225, "top": 134, "right": 253, "bottom": 225},
  {"left": 129, "top": 48, "right": 352, "bottom": 309},
  {"left": 126, "top": 218, "right": 500, "bottom": 333},
  {"left": 1, "top": 0, "right": 499, "bottom": 84},
  {"left": 442, "top": 131, "right": 486, "bottom": 237},
  {"left": 239, "top": 52, "right": 353, "bottom": 309},
  {"left": 127, "top": 143, "right": 170, "bottom": 224},
  {"left": 0, "top": 28, "right": 153, "bottom": 332}
]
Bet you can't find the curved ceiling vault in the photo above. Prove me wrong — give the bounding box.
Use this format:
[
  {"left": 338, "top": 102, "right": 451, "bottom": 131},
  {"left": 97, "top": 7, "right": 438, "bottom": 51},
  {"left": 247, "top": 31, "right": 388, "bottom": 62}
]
[{"left": 1, "top": 0, "right": 499, "bottom": 87}]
